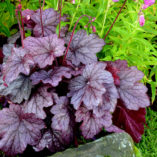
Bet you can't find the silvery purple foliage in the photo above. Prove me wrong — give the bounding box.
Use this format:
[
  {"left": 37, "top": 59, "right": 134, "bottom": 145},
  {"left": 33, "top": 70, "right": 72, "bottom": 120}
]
[
  {"left": 22, "top": 9, "right": 35, "bottom": 28},
  {"left": 2, "top": 44, "right": 14, "bottom": 62},
  {"left": 2, "top": 47, "right": 34, "bottom": 84},
  {"left": 24, "top": 34, "right": 65, "bottom": 68},
  {"left": 34, "top": 130, "right": 65, "bottom": 152},
  {"left": 65, "top": 30, "right": 105, "bottom": 66},
  {"left": 51, "top": 96, "right": 73, "bottom": 144},
  {"left": 0, "top": 104, "right": 45, "bottom": 156},
  {"left": 30, "top": 67, "right": 72, "bottom": 87},
  {"left": 106, "top": 60, "right": 150, "bottom": 110},
  {"left": 75, "top": 106, "right": 112, "bottom": 139},
  {"left": 0, "top": 75, "right": 32, "bottom": 103},
  {"left": 23, "top": 86, "right": 53, "bottom": 119},
  {"left": 0, "top": 7, "right": 150, "bottom": 156},
  {"left": 68, "top": 62, "right": 113, "bottom": 110},
  {"left": 31, "top": 8, "right": 68, "bottom": 37}
]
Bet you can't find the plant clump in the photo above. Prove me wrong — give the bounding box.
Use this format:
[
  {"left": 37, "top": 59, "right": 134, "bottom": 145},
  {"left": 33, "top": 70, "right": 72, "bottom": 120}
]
[{"left": 0, "top": 4, "right": 150, "bottom": 157}]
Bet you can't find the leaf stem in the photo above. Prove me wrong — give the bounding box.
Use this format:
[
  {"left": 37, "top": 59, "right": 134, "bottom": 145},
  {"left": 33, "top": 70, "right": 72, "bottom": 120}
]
[
  {"left": 58, "top": 0, "right": 62, "bottom": 38},
  {"left": 39, "top": 0, "right": 44, "bottom": 37},
  {"left": 18, "top": 0, "right": 25, "bottom": 39},
  {"left": 104, "top": 0, "right": 127, "bottom": 40},
  {"left": 42, "top": 0, "right": 45, "bottom": 9},
  {"left": 100, "top": 0, "right": 111, "bottom": 37},
  {"left": 16, "top": 12, "right": 24, "bottom": 48},
  {"left": 69, "top": 0, "right": 80, "bottom": 30},
  {"left": 58, "top": 0, "right": 60, "bottom": 11},
  {"left": 62, "top": 15, "right": 92, "bottom": 64}
]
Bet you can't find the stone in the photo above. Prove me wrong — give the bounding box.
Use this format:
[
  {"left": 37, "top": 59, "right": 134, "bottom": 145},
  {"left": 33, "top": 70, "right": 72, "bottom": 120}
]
[{"left": 48, "top": 133, "right": 136, "bottom": 157}]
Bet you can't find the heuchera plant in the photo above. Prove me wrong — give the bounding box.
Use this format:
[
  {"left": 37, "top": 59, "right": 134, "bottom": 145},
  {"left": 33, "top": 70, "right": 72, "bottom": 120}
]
[{"left": 0, "top": 1, "right": 150, "bottom": 156}]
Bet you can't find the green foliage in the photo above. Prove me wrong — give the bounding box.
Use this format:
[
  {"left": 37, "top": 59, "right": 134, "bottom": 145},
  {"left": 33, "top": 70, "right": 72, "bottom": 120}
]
[
  {"left": 134, "top": 146, "right": 142, "bottom": 157},
  {"left": 0, "top": 0, "right": 17, "bottom": 37},
  {"left": 136, "top": 108, "right": 157, "bottom": 157}
]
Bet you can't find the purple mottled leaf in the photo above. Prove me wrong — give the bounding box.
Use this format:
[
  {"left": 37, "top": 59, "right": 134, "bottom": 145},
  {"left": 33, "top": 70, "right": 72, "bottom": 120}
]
[
  {"left": 102, "top": 84, "right": 119, "bottom": 112},
  {"left": 107, "top": 60, "right": 150, "bottom": 110},
  {"left": 64, "top": 30, "right": 105, "bottom": 66},
  {"left": 2, "top": 44, "right": 14, "bottom": 62},
  {"left": 93, "top": 84, "right": 119, "bottom": 117},
  {"left": 105, "top": 125, "right": 124, "bottom": 133},
  {"left": 66, "top": 60, "right": 84, "bottom": 76},
  {"left": 23, "top": 86, "right": 53, "bottom": 119},
  {"left": 2, "top": 47, "right": 34, "bottom": 84},
  {"left": 31, "top": 8, "right": 67, "bottom": 37},
  {"left": 118, "top": 82, "right": 150, "bottom": 110},
  {"left": 0, "top": 65, "right": 2, "bottom": 76},
  {"left": 51, "top": 96, "right": 73, "bottom": 144},
  {"left": 0, "top": 49, "right": 3, "bottom": 64},
  {"left": 34, "top": 130, "right": 65, "bottom": 152},
  {"left": 24, "top": 34, "right": 65, "bottom": 68},
  {"left": 68, "top": 62, "right": 113, "bottom": 109},
  {"left": 0, "top": 104, "right": 45, "bottom": 156},
  {"left": 30, "top": 66, "right": 71, "bottom": 86},
  {"left": 75, "top": 106, "right": 112, "bottom": 139},
  {"left": 0, "top": 75, "right": 32, "bottom": 103},
  {"left": 22, "top": 9, "right": 35, "bottom": 28},
  {"left": 7, "top": 32, "right": 21, "bottom": 44}
]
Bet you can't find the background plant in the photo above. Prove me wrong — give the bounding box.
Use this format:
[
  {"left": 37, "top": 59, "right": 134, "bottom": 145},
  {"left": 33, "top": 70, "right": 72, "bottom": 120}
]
[{"left": 0, "top": 0, "right": 17, "bottom": 37}]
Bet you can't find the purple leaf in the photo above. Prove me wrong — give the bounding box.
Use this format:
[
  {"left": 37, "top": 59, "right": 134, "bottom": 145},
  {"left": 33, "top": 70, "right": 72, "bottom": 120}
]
[
  {"left": 0, "top": 104, "right": 45, "bottom": 156},
  {"left": 30, "top": 66, "right": 71, "bottom": 87},
  {"left": 68, "top": 62, "right": 113, "bottom": 109},
  {"left": 113, "top": 101, "right": 146, "bottom": 143},
  {"left": 105, "top": 125, "right": 124, "bottom": 133},
  {"left": 0, "top": 49, "right": 3, "bottom": 64},
  {"left": 22, "top": 9, "right": 35, "bottom": 28},
  {"left": 66, "top": 60, "right": 84, "bottom": 76},
  {"left": 31, "top": 8, "right": 67, "bottom": 37},
  {"left": 107, "top": 60, "right": 150, "bottom": 110},
  {"left": 0, "top": 65, "right": 2, "bottom": 76},
  {"left": 102, "top": 83, "right": 119, "bottom": 112},
  {"left": 93, "top": 84, "right": 119, "bottom": 117},
  {"left": 2, "top": 47, "right": 34, "bottom": 84},
  {"left": 23, "top": 86, "right": 53, "bottom": 119},
  {"left": 51, "top": 96, "right": 73, "bottom": 144},
  {"left": 24, "top": 34, "right": 65, "bottom": 68},
  {"left": 75, "top": 106, "right": 112, "bottom": 139},
  {"left": 33, "top": 130, "right": 65, "bottom": 152},
  {"left": 64, "top": 30, "right": 105, "bottom": 66},
  {"left": 118, "top": 82, "right": 150, "bottom": 110},
  {"left": 2, "top": 44, "right": 14, "bottom": 62},
  {"left": 0, "top": 75, "right": 32, "bottom": 103}
]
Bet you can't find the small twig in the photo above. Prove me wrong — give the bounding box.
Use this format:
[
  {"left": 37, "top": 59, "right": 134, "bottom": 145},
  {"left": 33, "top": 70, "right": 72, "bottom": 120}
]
[{"left": 104, "top": 0, "right": 127, "bottom": 40}]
